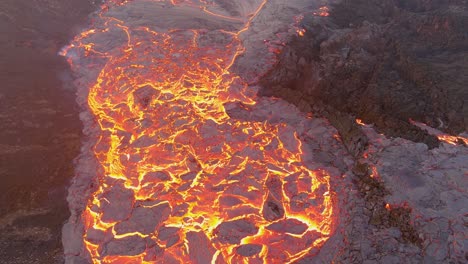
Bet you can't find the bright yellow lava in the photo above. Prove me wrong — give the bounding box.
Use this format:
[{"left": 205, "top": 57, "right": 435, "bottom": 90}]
[{"left": 64, "top": 1, "right": 336, "bottom": 263}]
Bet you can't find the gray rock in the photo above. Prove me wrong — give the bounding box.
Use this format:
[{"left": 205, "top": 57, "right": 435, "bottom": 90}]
[
  {"left": 98, "top": 182, "right": 134, "bottom": 222},
  {"left": 236, "top": 244, "right": 262, "bottom": 257},
  {"left": 100, "top": 235, "right": 146, "bottom": 257},
  {"left": 186, "top": 231, "right": 216, "bottom": 263},
  {"left": 266, "top": 219, "right": 308, "bottom": 234},
  {"left": 114, "top": 202, "right": 171, "bottom": 235},
  {"left": 214, "top": 219, "right": 258, "bottom": 244}
]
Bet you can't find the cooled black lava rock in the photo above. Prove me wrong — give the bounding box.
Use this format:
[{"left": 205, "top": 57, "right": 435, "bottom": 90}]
[
  {"left": 133, "top": 85, "right": 160, "bottom": 108},
  {"left": 100, "top": 235, "right": 147, "bottom": 257},
  {"left": 113, "top": 202, "right": 171, "bottom": 235},
  {"left": 214, "top": 219, "right": 258, "bottom": 244},
  {"left": 259, "top": 0, "right": 468, "bottom": 149},
  {"left": 186, "top": 231, "right": 217, "bottom": 263},
  {"left": 266, "top": 219, "right": 308, "bottom": 234},
  {"left": 262, "top": 176, "right": 285, "bottom": 221},
  {"left": 158, "top": 226, "right": 179, "bottom": 241},
  {"left": 236, "top": 244, "right": 263, "bottom": 257}
]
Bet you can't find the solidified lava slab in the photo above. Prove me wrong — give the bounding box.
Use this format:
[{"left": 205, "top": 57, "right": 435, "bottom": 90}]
[{"left": 61, "top": 1, "right": 343, "bottom": 263}]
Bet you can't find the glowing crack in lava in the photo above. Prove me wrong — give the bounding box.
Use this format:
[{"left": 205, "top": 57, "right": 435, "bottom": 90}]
[{"left": 63, "top": 0, "right": 335, "bottom": 263}]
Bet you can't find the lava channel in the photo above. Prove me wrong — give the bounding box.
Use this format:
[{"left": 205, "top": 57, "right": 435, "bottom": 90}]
[{"left": 62, "top": 0, "right": 336, "bottom": 263}]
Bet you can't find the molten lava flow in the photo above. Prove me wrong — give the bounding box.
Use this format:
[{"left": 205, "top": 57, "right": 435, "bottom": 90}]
[
  {"left": 408, "top": 119, "right": 468, "bottom": 146},
  {"left": 64, "top": 1, "right": 335, "bottom": 263}
]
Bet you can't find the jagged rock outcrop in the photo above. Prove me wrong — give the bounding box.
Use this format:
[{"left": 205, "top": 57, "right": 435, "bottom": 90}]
[{"left": 259, "top": 0, "right": 468, "bottom": 148}]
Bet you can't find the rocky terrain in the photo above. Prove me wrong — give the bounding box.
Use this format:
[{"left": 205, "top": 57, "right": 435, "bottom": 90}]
[
  {"left": 0, "top": 0, "right": 96, "bottom": 263},
  {"left": 258, "top": 0, "right": 468, "bottom": 262},
  {"left": 260, "top": 0, "right": 468, "bottom": 147}
]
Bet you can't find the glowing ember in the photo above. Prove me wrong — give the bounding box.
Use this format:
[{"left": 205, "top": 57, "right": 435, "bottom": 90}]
[
  {"left": 296, "top": 28, "right": 306, "bottom": 37},
  {"left": 291, "top": 6, "right": 329, "bottom": 38},
  {"left": 63, "top": 0, "right": 336, "bottom": 263},
  {"left": 436, "top": 135, "right": 467, "bottom": 146},
  {"left": 355, "top": 119, "right": 365, "bottom": 126},
  {"left": 313, "top": 6, "right": 329, "bottom": 17},
  {"left": 369, "top": 166, "right": 379, "bottom": 179}
]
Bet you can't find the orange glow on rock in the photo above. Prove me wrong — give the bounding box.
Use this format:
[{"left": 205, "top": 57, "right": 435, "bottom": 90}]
[
  {"left": 356, "top": 119, "right": 365, "bottom": 126},
  {"left": 437, "top": 134, "right": 467, "bottom": 146},
  {"left": 369, "top": 166, "right": 379, "bottom": 179},
  {"left": 63, "top": 0, "right": 336, "bottom": 263},
  {"left": 297, "top": 28, "right": 306, "bottom": 37},
  {"left": 313, "top": 6, "right": 330, "bottom": 17},
  {"left": 408, "top": 119, "right": 468, "bottom": 146}
]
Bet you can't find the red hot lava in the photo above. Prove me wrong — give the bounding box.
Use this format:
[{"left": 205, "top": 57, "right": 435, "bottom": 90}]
[{"left": 63, "top": 0, "right": 336, "bottom": 263}]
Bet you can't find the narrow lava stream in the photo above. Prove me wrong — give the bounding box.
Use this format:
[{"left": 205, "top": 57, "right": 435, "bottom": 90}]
[{"left": 62, "top": 0, "right": 335, "bottom": 263}]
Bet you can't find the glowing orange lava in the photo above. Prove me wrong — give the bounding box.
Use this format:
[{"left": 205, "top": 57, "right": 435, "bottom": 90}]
[
  {"left": 313, "top": 6, "right": 330, "bottom": 17},
  {"left": 64, "top": 1, "right": 335, "bottom": 263},
  {"left": 296, "top": 28, "right": 306, "bottom": 37},
  {"left": 436, "top": 135, "right": 467, "bottom": 146},
  {"left": 355, "top": 119, "right": 365, "bottom": 126},
  {"left": 408, "top": 119, "right": 468, "bottom": 146}
]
